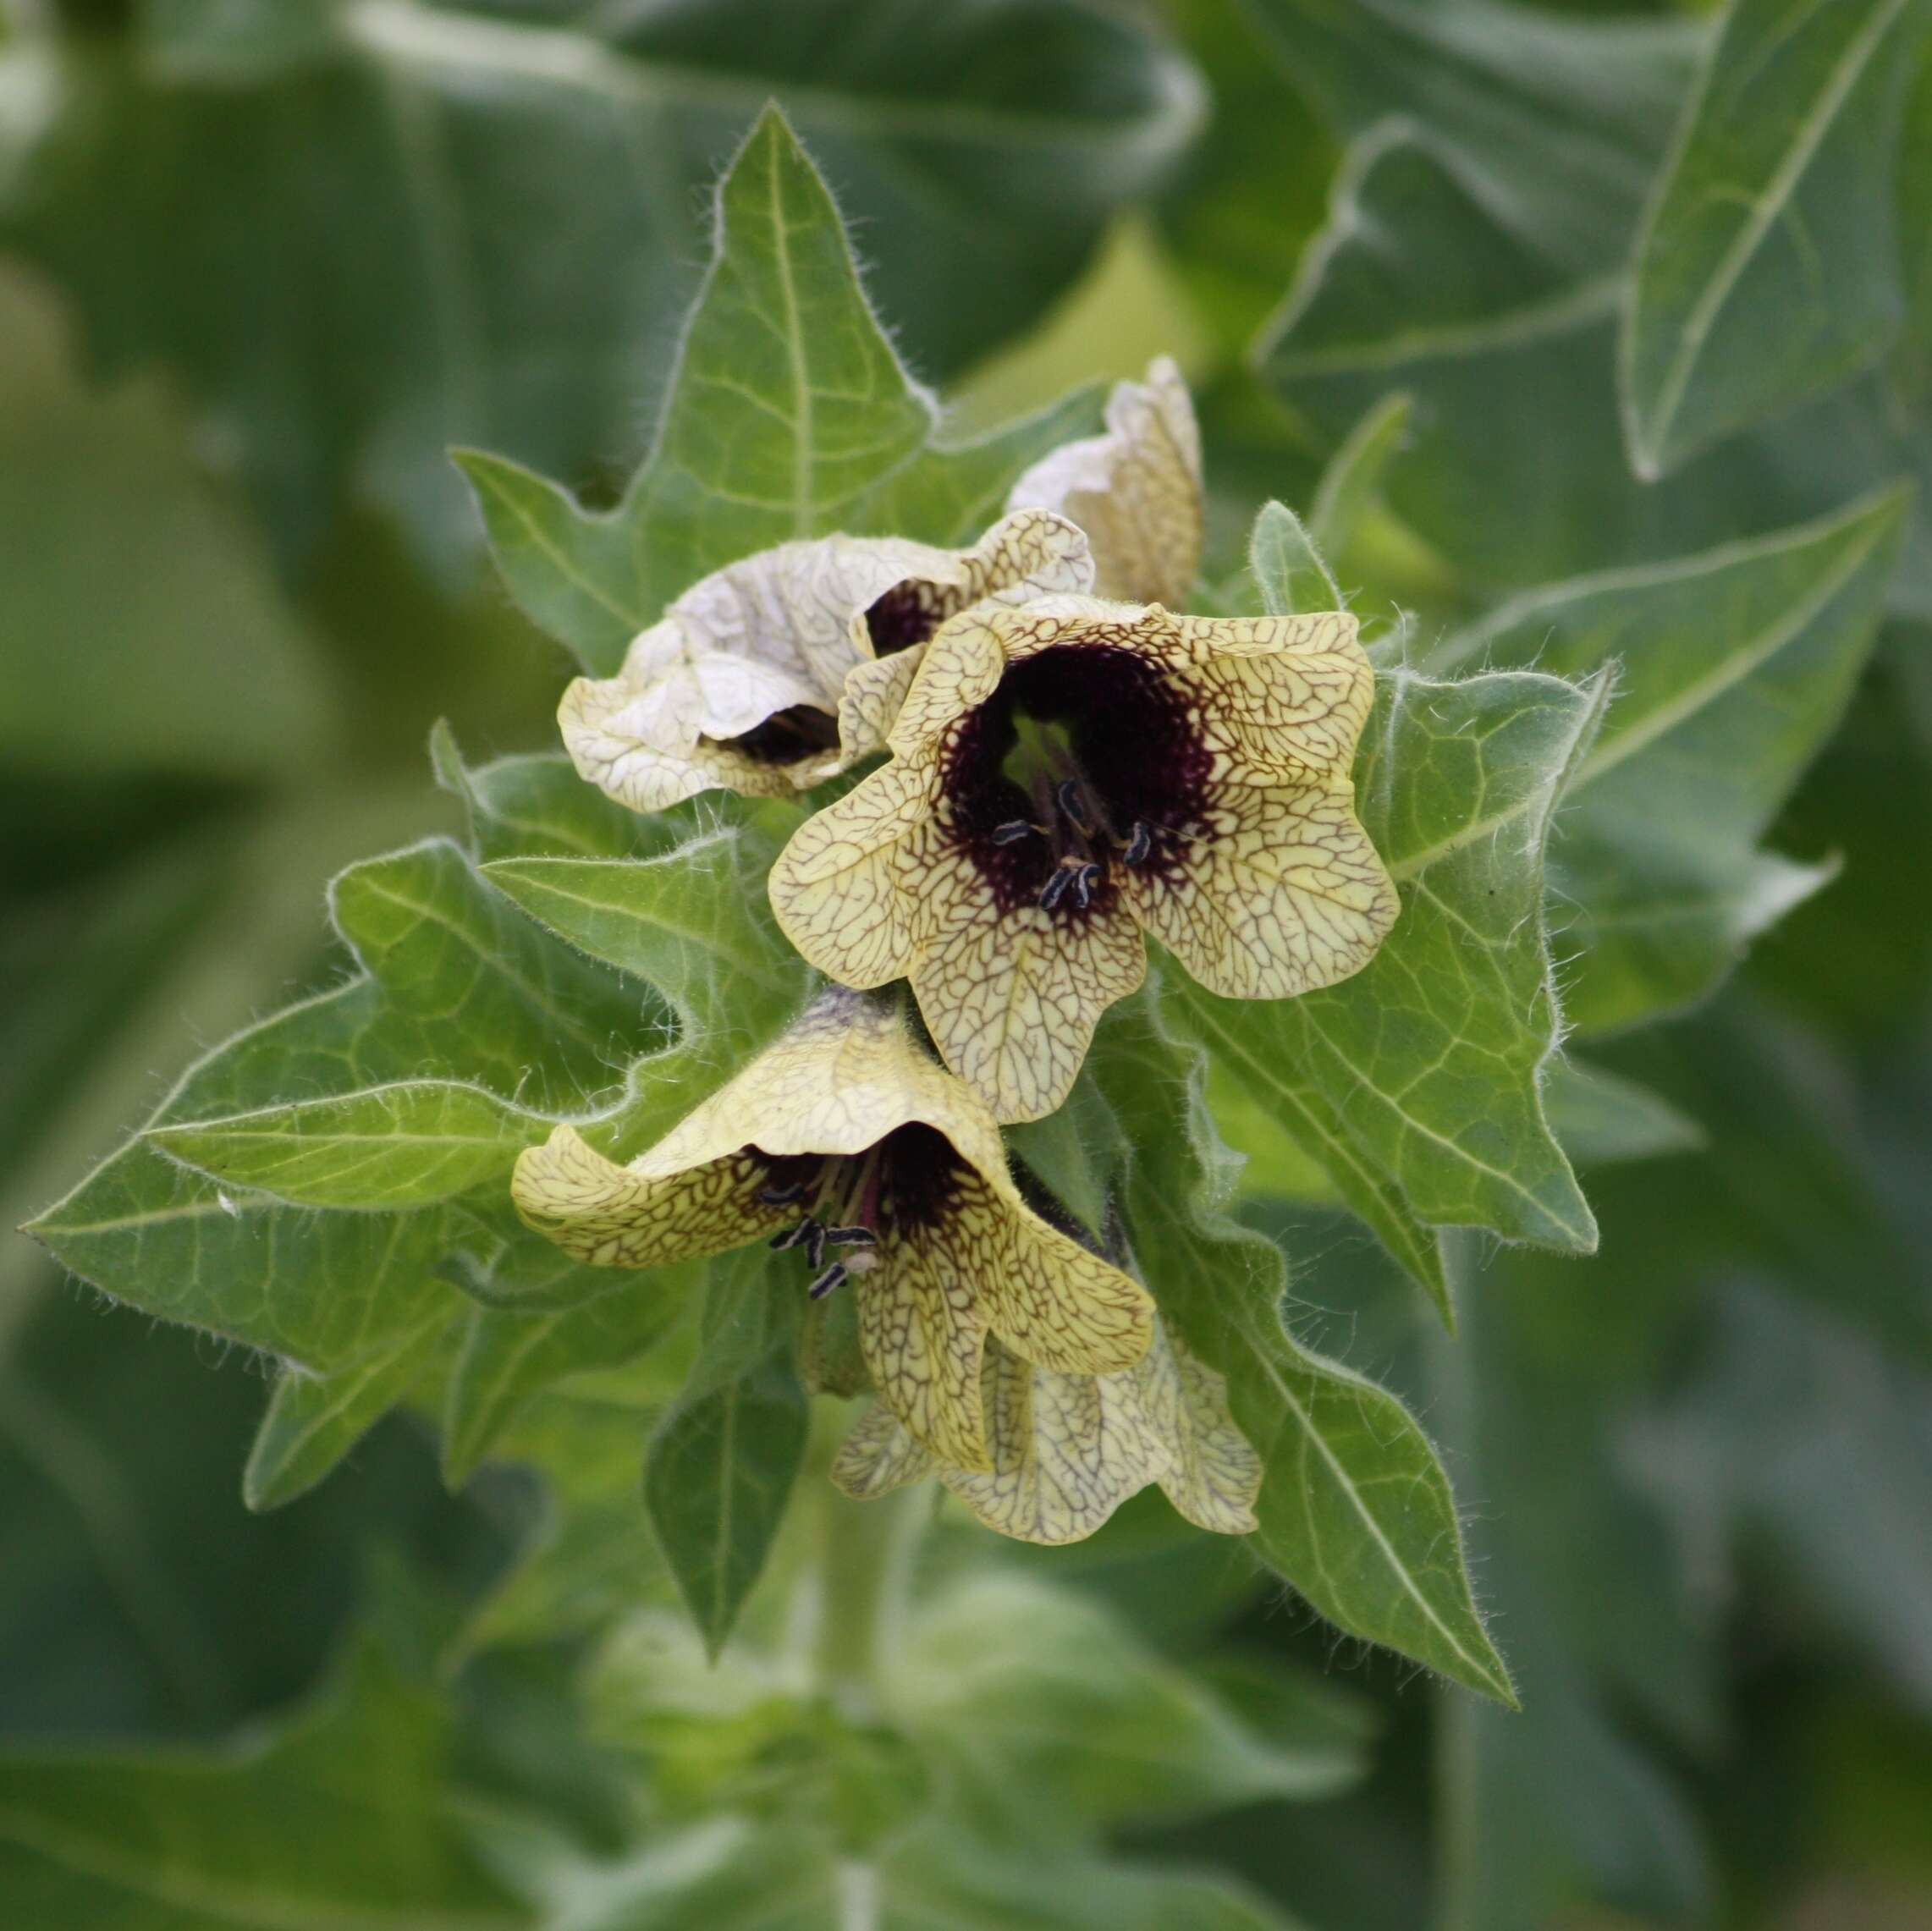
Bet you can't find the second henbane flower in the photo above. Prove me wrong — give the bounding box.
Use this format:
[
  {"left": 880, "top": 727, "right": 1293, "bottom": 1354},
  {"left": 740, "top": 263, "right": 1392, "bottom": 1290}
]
[
  {"left": 768, "top": 597, "right": 1398, "bottom": 1122},
  {"left": 510, "top": 989, "right": 1153, "bottom": 1470}
]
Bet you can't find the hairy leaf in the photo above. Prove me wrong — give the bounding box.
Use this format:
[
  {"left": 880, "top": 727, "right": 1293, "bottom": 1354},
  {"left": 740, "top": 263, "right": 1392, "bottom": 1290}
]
[
  {"left": 457, "top": 107, "right": 1117, "bottom": 674},
  {"left": 1249, "top": 500, "right": 1340, "bottom": 617},
  {"left": 151, "top": 1081, "right": 549, "bottom": 1212},
  {"left": 1439, "top": 489, "right": 1908, "bottom": 1032},
  {"left": 1086, "top": 993, "right": 1516, "bottom": 1705},
  {"left": 1170, "top": 650, "right": 1604, "bottom": 1301}
]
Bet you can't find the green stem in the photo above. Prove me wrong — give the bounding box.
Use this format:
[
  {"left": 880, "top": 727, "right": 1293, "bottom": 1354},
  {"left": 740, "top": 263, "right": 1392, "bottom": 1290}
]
[
  {"left": 810, "top": 1475, "right": 922, "bottom": 1716},
  {"left": 1429, "top": 1230, "right": 1485, "bottom": 1931}
]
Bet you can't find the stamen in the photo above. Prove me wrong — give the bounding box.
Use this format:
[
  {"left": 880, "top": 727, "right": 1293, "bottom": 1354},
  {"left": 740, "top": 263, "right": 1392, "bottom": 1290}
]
[
  {"left": 769, "top": 1216, "right": 819, "bottom": 1252},
  {"left": 757, "top": 1180, "right": 806, "bottom": 1207},
  {"left": 1070, "top": 862, "right": 1102, "bottom": 910},
  {"left": 805, "top": 1223, "right": 828, "bottom": 1268},
  {"left": 808, "top": 1262, "right": 849, "bottom": 1301},
  {"left": 1038, "top": 864, "right": 1076, "bottom": 913},
  {"left": 1121, "top": 822, "right": 1152, "bottom": 867},
  {"left": 823, "top": 1225, "right": 877, "bottom": 1249},
  {"left": 990, "top": 819, "right": 1038, "bottom": 846},
  {"left": 1055, "top": 778, "right": 1094, "bottom": 834}
]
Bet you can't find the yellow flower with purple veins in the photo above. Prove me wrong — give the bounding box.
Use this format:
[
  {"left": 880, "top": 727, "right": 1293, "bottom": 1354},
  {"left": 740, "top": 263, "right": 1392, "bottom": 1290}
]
[
  {"left": 1005, "top": 355, "right": 1203, "bottom": 608},
  {"left": 556, "top": 509, "right": 1091, "bottom": 814},
  {"left": 831, "top": 1318, "right": 1259, "bottom": 1547},
  {"left": 509, "top": 990, "right": 1152, "bottom": 1471},
  {"left": 766, "top": 597, "right": 1399, "bottom": 1123}
]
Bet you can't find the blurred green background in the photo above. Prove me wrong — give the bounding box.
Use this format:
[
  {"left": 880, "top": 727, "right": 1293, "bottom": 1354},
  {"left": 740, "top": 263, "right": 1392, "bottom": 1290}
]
[{"left": 3, "top": 2, "right": 1929, "bottom": 1927}]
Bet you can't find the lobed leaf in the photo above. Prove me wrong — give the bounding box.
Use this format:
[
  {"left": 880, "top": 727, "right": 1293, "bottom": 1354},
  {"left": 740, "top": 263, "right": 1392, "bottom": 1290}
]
[
  {"left": 1439, "top": 488, "right": 1909, "bottom": 1032},
  {"left": 1085, "top": 993, "right": 1516, "bottom": 1706},
  {"left": 460, "top": 108, "right": 1114, "bottom": 676},
  {"left": 1170, "top": 648, "right": 1605, "bottom": 1302}
]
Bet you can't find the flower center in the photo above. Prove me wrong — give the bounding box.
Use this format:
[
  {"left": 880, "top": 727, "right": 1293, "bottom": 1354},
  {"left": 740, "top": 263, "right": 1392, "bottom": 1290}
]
[
  {"left": 751, "top": 1123, "right": 966, "bottom": 1300},
  {"left": 937, "top": 641, "right": 1213, "bottom": 920}
]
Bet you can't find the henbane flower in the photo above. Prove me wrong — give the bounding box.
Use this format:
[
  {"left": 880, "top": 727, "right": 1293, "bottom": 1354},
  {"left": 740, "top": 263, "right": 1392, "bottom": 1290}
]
[
  {"left": 557, "top": 509, "right": 1091, "bottom": 813},
  {"left": 509, "top": 989, "right": 1153, "bottom": 1470},
  {"left": 1005, "top": 355, "right": 1203, "bottom": 608},
  {"left": 767, "top": 597, "right": 1399, "bottom": 1122},
  {"left": 831, "top": 1317, "right": 1259, "bottom": 1546}
]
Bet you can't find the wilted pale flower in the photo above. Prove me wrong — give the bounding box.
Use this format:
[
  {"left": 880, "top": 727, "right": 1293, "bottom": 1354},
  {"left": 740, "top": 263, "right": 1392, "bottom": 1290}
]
[
  {"left": 1005, "top": 355, "right": 1203, "bottom": 608},
  {"left": 768, "top": 598, "right": 1397, "bottom": 1122},
  {"left": 558, "top": 510, "right": 1091, "bottom": 813},
  {"left": 831, "top": 1318, "right": 1259, "bottom": 1546},
  {"left": 511, "top": 990, "right": 1152, "bottom": 1470}
]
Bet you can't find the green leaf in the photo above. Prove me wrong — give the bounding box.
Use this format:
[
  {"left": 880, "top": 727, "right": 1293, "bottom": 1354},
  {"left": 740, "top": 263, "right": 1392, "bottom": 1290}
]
[
  {"left": 438, "top": 1257, "right": 700, "bottom": 1490},
  {"left": 1249, "top": 500, "right": 1340, "bottom": 617},
  {"left": 482, "top": 838, "right": 812, "bottom": 1155},
  {"left": 1085, "top": 993, "right": 1516, "bottom": 1706},
  {"left": 26, "top": 838, "right": 648, "bottom": 1369},
  {"left": 548, "top": 1815, "right": 1296, "bottom": 1931},
  {"left": 460, "top": 107, "right": 1118, "bottom": 676},
  {"left": 243, "top": 1312, "right": 454, "bottom": 1512},
  {"left": 0, "top": 270, "right": 331, "bottom": 778},
  {"left": 151, "top": 1081, "right": 546, "bottom": 1211},
  {"left": 1258, "top": 119, "right": 1932, "bottom": 609},
  {"left": 1622, "top": 0, "right": 1924, "bottom": 478},
  {"left": 1307, "top": 389, "right": 1413, "bottom": 562},
  {"left": 429, "top": 727, "right": 678, "bottom": 865},
  {"left": 1543, "top": 1060, "right": 1704, "bottom": 1170},
  {"left": 453, "top": 1392, "right": 687, "bottom": 1658},
  {"left": 892, "top": 1574, "right": 1361, "bottom": 1841},
  {"left": 1439, "top": 489, "right": 1909, "bottom": 1033},
  {"left": 2, "top": 12, "right": 1192, "bottom": 573},
  {"left": 1241, "top": 0, "right": 1696, "bottom": 274},
  {"left": 0, "top": 1641, "right": 523, "bottom": 1928},
  {"left": 1169, "top": 654, "right": 1604, "bottom": 1300},
  {"left": 1153, "top": 0, "right": 1338, "bottom": 350},
  {"left": 642, "top": 1250, "right": 809, "bottom": 1659}
]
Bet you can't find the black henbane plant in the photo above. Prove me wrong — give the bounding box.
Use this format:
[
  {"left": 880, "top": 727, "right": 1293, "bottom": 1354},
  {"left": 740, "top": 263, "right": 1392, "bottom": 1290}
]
[{"left": 19, "top": 86, "right": 1910, "bottom": 1926}]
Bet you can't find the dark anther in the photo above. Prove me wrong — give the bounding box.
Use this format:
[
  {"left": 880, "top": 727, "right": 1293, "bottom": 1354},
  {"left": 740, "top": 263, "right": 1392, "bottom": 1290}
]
[
  {"left": 805, "top": 1222, "right": 828, "bottom": 1268},
  {"left": 770, "top": 1216, "right": 819, "bottom": 1252},
  {"left": 808, "top": 1262, "right": 849, "bottom": 1301},
  {"left": 1121, "top": 822, "right": 1152, "bottom": 867},
  {"left": 990, "top": 819, "right": 1038, "bottom": 846},
  {"left": 1056, "top": 778, "right": 1093, "bottom": 834},
  {"left": 1038, "top": 864, "right": 1076, "bottom": 913},
  {"left": 1070, "top": 862, "right": 1102, "bottom": 910},
  {"left": 758, "top": 1180, "right": 806, "bottom": 1207},
  {"left": 823, "top": 1225, "right": 876, "bottom": 1249}
]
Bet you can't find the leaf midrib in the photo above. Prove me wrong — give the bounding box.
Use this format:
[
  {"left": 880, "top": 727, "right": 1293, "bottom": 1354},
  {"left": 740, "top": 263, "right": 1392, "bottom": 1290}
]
[{"left": 1631, "top": 0, "right": 1911, "bottom": 465}]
